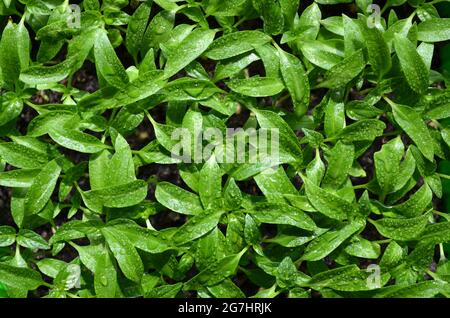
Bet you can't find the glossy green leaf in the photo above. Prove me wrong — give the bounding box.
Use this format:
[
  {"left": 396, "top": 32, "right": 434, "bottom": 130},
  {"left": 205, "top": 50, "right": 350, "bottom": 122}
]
[
  {"left": 278, "top": 49, "right": 310, "bottom": 116},
  {"left": 101, "top": 227, "right": 144, "bottom": 283},
  {"left": 394, "top": 34, "right": 429, "bottom": 94},
  {"left": 155, "top": 182, "right": 204, "bottom": 215},
  {"left": 205, "top": 31, "right": 272, "bottom": 60},
  {"left": 301, "top": 220, "right": 365, "bottom": 261},
  {"left": 24, "top": 160, "right": 61, "bottom": 216},
  {"left": 303, "top": 176, "right": 357, "bottom": 220},
  {"left": 0, "top": 263, "right": 44, "bottom": 291},
  {"left": 390, "top": 101, "right": 434, "bottom": 161},
  {"left": 164, "top": 28, "right": 216, "bottom": 78},
  {"left": 81, "top": 180, "right": 148, "bottom": 213},
  {"left": 227, "top": 77, "right": 285, "bottom": 97},
  {"left": 94, "top": 29, "right": 129, "bottom": 89},
  {"left": 417, "top": 18, "right": 450, "bottom": 42},
  {"left": 370, "top": 213, "right": 430, "bottom": 241}
]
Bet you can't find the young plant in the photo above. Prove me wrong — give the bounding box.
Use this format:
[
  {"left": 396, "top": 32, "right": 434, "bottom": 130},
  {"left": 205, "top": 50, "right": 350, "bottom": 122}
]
[{"left": 0, "top": 0, "right": 450, "bottom": 298}]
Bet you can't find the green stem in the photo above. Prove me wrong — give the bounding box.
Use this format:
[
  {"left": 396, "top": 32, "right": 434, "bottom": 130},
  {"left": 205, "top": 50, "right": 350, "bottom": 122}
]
[
  {"left": 275, "top": 94, "right": 291, "bottom": 107},
  {"left": 433, "top": 210, "right": 450, "bottom": 220},
  {"left": 234, "top": 16, "right": 247, "bottom": 28},
  {"left": 438, "top": 173, "right": 450, "bottom": 180},
  {"left": 383, "top": 96, "right": 395, "bottom": 107},
  {"left": 426, "top": 269, "right": 442, "bottom": 282},
  {"left": 382, "top": 130, "right": 401, "bottom": 138},
  {"left": 439, "top": 243, "right": 446, "bottom": 263},
  {"left": 374, "top": 239, "right": 392, "bottom": 244},
  {"left": 429, "top": 0, "right": 449, "bottom": 5},
  {"left": 24, "top": 100, "right": 39, "bottom": 110}
]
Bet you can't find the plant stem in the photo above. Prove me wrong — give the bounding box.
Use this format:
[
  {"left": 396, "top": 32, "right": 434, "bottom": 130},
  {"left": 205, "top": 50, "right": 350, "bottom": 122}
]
[
  {"left": 374, "top": 239, "right": 392, "bottom": 244},
  {"left": 438, "top": 173, "right": 450, "bottom": 180}
]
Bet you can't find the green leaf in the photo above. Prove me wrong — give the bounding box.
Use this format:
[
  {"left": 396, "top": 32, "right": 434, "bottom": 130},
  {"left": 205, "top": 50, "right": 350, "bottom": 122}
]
[
  {"left": 20, "top": 58, "right": 74, "bottom": 85},
  {"left": 278, "top": 49, "right": 310, "bottom": 116},
  {"left": 145, "top": 283, "right": 183, "bottom": 298},
  {"left": 24, "top": 160, "right": 61, "bottom": 216},
  {"left": 164, "top": 28, "right": 216, "bottom": 78},
  {"left": 254, "top": 166, "right": 298, "bottom": 203},
  {"left": 224, "top": 178, "right": 243, "bottom": 210},
  {"left": 306, "top": 150, "right": 325, "bottom": 186},
  {"left": 94, "top": 249, "right": 118, "bottom": 298},
  {"left": 359, "top": 21, "right": 391, "bottom": 79},
  {"left": 36, "top": 259, "right": 68, "bottom": 278},
  {"left": 252, "top": 109, "right": 302, "bottom": 163},
  {"left": 199, "top": 156, "right": 223, "bottom": 210},
  {"left": 174, "top": 210, "right": 224, "bottom": 245},
  {"left": 155, "top": 182, "right": 204, "bottom": 215},
  {"left": 27, "top": 112, "right": 74, "bottom": 137},
  {"left": 0, "top": 142, "right": 50, "bottom": 169},
  {"left": 184, "top": 248, "right": 247, "bottom": 289},
  {"left": 94, "top": 29, "right": 129, "bottom": 89},
  {"left": 394, "top": 34, "right": 429, "bottom": 94},
  {"left": 0, "top": 21, "right": 21, "bottom": 87},
  {"left": 227, "top": 77, "right": 285, "bottom": 97},
  {"left": 297, "top": 3, "right": 321, "bottom": 40},
  {"left": 0, "top": 169, "right": 40, "bottom": 188},
  {"left": 205, "top": 31, "right": 272, "bottom": 60},
  {"left": 324, "top": 96, "right": 345, "bottom": 138},
  {"left": 244, "top": 214, "right": 260, "bottom": 246},
  {"left": 301, "top": 220, "right": 365, "bottom": 261},
  {"left": 49, "top": 127, "right": 107, "bottom": 154},
  {"left": 89, "top": 133, "right": 135, "bottom": 190},
  {"left": 106, "top": 219, "right": 172, "bottom": 254},
  {"left": 245, "top": 203, "right": 317, "bottom": 231},
  {"left": 442, "top": 128, "right": 450, "bottom": 148},
  {"left": 303, "top": 176, "right": 356, "bottom": 220},
  {"left": 417, "top": 18, "right": 450, "bottom": 42},
  {"left": 317, "top": 49, "right": 366, "bottom": 89},
  {"left": 300, "top": 40, "right": 344, "bottom": 70},
  {"left": 370, "top": 213, "right": 430, "bottom": 241},
  {"left": 390, "top": 101, "right": 434, "bottom": 161},
  {"left": 0, "top": 263, "right": 44, "bottom": 291},
  {"left": 308, "top": 264, "right": 386, "bottom": 292},
  {"left": 0, "top": 93, "right": 23, "bottom": 127},
  {"left": 322, "top": 141, "right": 354, "bottom": 189},
  {"left": 214, "top": 52, "right": 260, "bottom": 81},
  {"left": 380, "top": 241, "right": 404, "bottom": 269},
  {"left": 0, "top": 226, "right": 15, "bottom": 247},
  {"left": 375, "top": 137, "right": 415, "bottom": 195},
  {"left": 392, "top": 184, "right": 432, "bottom": 218},
  {"left": 276, "top": 256, "right": 310, "bottom": 288},
  {"left": 101, "top": 227, "right": 144, "bottom": 283},
  {"left": 142, "top": 10, "right": 175, "bottom": 54},
  {"left": 81, "top": 180, "right": 148, "bottom": 213},
  {"left": 126, "top": 1, "right": 152, "bottom": 61},
  {"left": 98, "top": 71, "right": 165, "bottom": 110},
  {"left": 54, "top": 264, "right": 81, "bottom": 291},
  {"left": 376, "top": 281, "right": 444, "bottom": 298},
  {"left": 344, "top": 236, "right": 381, "bottom": 259},
  {"left": 16, "top": 229, "right": 49, "bottom": 250},
  {"left": 253, "top": 0, "right": 284, "bottom": 35}
]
